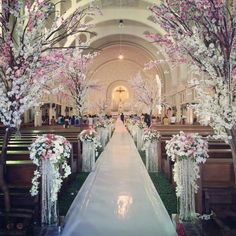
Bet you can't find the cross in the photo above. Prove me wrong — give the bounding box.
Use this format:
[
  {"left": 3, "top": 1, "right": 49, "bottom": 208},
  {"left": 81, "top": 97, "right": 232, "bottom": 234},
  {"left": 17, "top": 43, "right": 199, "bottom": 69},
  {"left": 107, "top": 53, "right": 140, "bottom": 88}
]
[
  {"left": 116, "top": 87, "right": 125, "bottom": 94},
  {"left": 116, "top": 87, "right": 125, "bottom": 102}
]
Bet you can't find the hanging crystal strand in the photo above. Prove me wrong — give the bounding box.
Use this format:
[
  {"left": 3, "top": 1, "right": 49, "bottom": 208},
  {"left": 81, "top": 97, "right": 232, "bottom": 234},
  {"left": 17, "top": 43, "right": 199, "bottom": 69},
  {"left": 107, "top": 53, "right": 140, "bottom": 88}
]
[
  {"left": 177, "top": 159, "right": 197, "bottom": 221},
  {"left": 14, "top": 122, "right": 21, "bottom": 138},
  {"left": 82, "top": 141, "right": 95, "bottom": 172},
  {"left": 149, "top": 141, "right": 158, "bottom": 172},
  {"left": 145, "top": 141, "right": 150, "bottom": 170},
  {"left": 91, "top": 142, "right": 96, "bottom": 171},
  {"left": 41, "top": 159, "right": 58, "bottom": 225},
  {"left": 137, "top": 128, "right": 143, "bottom": 150},
  {"left": 179, "top": 160, "right": 184, "bottom": 220},
  {"left": 97, "top": 128, "right": 102, "bottom": 147},
  {"left": 98, "top": 128, "right": 106, "bottom": 148},
  {"left": 133, "top": 125, "right": 138, "bottom": 143}
]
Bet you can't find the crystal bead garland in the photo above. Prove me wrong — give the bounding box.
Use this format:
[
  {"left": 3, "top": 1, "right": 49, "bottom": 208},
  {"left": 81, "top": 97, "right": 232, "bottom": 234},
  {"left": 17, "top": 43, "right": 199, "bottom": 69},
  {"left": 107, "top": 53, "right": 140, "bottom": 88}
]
[
  {"left": 82, "top": 141, "right": 96, "bottom": 172},
  {"left": 97, "top": 127, "right": 106, "bottom": 149},
  {"left": 137, "top": 127, "right": 144, "bottom": 150},
  {"left": 41, "top": 159, "right": 58, "bottom": 225},
  {"left": 174, "top": 158, "right": 199, "bottom": 221},
  {"left": 146, "top": 141, "right": 158, "bottom": 172}
]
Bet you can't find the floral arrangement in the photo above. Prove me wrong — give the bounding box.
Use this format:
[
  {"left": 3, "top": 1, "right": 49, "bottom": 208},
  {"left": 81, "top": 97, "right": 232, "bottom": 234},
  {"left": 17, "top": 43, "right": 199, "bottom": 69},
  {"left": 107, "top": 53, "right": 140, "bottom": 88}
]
[
  {"left": 165, "top": 131, "right": 208, "bottom": 221},
  {"left": 166, "top": 131, "right": 208, "bottom": 164},
  {"left": 95, "top": 120, "right": 107, "bottom": 129},
  {"left": 143, "top": 128, "right": 160, "bottom": 143},
  {"left": 29, "top": 134, "right": 72, "bottom": 201},
  {"left": 136, "top": 120, "right": 147, "bottom": 129},
  {"left": 79, "top": 128, "right": 98, "bottom": 142},
  {"left": 79, "top": 128, "right": 102, "bottom": 156}
]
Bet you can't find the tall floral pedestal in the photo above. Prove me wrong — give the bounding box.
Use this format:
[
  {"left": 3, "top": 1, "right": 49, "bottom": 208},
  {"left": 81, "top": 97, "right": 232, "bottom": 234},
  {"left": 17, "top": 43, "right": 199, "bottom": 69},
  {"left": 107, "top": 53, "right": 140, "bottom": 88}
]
[
  {"left": 82, "top": 141, "right": 96, "bottom": 172},
  {"left": 174, "top": 159, "right": 199, "bottom": 221},
  {"left": 41, "top": 160, "right": 58, "bottom": 225},
  {"left": 29, "top": 134, "right": 72, "bottom": 226},
  {"left": 166, "top": 131, "right": 208, "bottom": 222},
  {"left": 144, "top": 141, "right": 158, "bottom": 172}
]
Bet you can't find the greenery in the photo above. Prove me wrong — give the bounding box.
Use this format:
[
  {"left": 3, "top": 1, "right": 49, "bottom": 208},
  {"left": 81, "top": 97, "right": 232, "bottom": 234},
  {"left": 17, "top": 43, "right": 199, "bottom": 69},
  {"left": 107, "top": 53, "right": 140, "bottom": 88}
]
[
  {"left": 58, "top": 172, "right": 89, "bottom": 216},
  {"left": 139, "top": 150, "right": 177, "bottom": 216},
  {"left": 58, "top": 143, "right": 103, "bottom": 216}
]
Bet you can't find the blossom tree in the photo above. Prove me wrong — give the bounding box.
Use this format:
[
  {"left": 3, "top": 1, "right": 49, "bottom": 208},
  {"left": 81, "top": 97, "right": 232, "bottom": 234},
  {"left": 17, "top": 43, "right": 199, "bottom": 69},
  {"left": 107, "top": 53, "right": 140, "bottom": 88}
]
[
  {"left": 0, "top": 0, "right": 99, "bottom": 212},
  {"left": 59, "top": 49, "right": 99, "bottom": 117},
  {"left": 95, "top": 98, "right": 109, "bottom": 116},
  {"left": 129, "top": 72, "right": 160, "bottom": 116},
  {"left": 149, "top": 1, "right": 236, "bottom": 180}
]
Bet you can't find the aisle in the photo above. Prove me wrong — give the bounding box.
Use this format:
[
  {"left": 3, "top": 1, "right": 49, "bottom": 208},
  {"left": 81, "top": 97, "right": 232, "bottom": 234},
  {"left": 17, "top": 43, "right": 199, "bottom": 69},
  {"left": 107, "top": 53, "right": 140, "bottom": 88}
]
[{"left": 62, "top": 120, "right": 177, "bottom": 236}]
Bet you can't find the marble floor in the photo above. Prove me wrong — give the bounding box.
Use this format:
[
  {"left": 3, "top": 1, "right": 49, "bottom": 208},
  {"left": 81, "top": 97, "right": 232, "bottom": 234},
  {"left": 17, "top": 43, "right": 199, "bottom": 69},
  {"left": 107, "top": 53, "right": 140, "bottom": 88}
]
[{"left": 61, "top": 119, "right": 177, "bottom": 236}]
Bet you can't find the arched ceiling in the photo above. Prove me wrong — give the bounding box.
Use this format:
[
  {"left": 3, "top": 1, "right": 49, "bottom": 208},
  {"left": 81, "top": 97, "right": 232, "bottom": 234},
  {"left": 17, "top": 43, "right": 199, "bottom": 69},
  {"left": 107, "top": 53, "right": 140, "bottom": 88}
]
[{"left": 55, "top": 0, "right": 173, "bottom": 95}]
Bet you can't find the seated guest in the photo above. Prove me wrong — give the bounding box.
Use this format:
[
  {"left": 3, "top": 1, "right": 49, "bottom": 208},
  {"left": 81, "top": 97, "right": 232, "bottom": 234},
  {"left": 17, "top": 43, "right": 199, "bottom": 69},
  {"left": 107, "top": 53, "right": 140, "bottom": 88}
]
[
  {"left": 51, "top": 116, "right": 56, "bottom": 125},
  {"left": 163, "top": 115, "right": 169, "bottom": 125},
  {"left": 65, "top": 116, "right": 69, "bottom": 128},
  {"left": 170, "top": 114, "right": 176, "bottom": 125}
]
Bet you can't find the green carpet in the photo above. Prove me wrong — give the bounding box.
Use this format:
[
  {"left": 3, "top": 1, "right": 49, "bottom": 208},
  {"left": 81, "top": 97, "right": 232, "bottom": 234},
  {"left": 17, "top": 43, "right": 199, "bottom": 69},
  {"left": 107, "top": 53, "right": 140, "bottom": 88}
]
[
  {"left": 139, "top": 150, "right": 177, "bottom": 216},
  {"left": 59, "top": 145, "right": 103, "bottom": 216},
  {"left": 59, "top": 172, "right": 89, "bottom": 216}
]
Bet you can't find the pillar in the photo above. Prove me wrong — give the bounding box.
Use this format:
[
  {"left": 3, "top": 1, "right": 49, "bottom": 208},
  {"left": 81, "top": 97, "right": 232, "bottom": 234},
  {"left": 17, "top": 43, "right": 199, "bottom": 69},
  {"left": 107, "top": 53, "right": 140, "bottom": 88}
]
[
  {"left": 34, "top": 107, "right": 42, "bottom": 127},
  {"left": 61, "top": 105, "right": 66, "bottom": 116},
  {"left": 187, "top": 107, "right": 193, "bottom": 124},
  {"left": 23, "top": 111, "right": 29, "bottom": 124},
  {"left": 176, "top": 105, "right": 181, "bottom": 123}
]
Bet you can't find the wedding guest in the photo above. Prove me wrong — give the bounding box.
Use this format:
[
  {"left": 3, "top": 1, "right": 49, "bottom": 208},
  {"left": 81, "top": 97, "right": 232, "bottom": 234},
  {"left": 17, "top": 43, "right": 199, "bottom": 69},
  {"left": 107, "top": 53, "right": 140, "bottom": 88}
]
[
  {"left": 144, "top": 113, "right": 151, "bottom": 127},
  {"left": 65, "top": 116, "right": 69, "bottom": 128},
  {"left": 163, "top": 115, "right": 169, "bottom": 125},
  {"left": 170, "top": 114, "right": 176, "bottom": 125},
  {"left": 50, "top": 116, "right": 56, "bottom": 125},
  {"left": 120, "top": 113, "right": 124, "bottom": 123}
]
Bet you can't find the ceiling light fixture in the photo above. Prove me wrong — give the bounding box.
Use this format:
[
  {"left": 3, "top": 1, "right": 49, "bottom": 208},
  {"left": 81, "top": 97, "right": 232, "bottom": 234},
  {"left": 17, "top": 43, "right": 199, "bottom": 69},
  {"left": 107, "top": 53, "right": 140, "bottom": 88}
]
[{"left": 118, "top": 19, "right": 124, "bottom": 60}]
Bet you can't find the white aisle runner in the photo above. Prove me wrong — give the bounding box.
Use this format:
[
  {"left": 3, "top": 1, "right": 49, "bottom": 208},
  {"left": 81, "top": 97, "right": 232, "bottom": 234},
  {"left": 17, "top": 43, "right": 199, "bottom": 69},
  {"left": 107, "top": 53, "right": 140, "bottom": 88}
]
[{"left": 62, "top": 120, "right": 177, "bottom": 236}]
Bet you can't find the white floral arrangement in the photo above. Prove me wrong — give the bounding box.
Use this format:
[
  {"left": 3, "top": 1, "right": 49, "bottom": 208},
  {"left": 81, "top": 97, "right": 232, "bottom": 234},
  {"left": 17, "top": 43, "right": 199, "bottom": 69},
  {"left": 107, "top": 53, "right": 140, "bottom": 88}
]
[
  {"left": 29, "top": 134, "right": 72, "bottom": 201},
  {"left": 166, "top": 131, "right": 208, "bottom": 164},
  {"left": 165, "top": 131, "right": 209, "bottom": 221},
  {"left": 79, "top": 128, "right": 102, "bottom": 156},
  {"left": 136, "top": 120, "right": 147, "bottom": 129},
  {"left": 143, "top": 128, "right": 161, "bottom": 143},
  {"left": 95, "top": 120, "right": 107, "bottom": 129}
]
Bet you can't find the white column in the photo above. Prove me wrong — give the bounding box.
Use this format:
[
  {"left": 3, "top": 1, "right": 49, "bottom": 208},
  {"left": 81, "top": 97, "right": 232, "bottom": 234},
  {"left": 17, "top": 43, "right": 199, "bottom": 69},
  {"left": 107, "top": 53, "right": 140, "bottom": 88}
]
[
  {"left": 61, "top": 105, "right": 66, "bottom": 116},
  {"left": 34, "top": 107, "right": 42, "bottom": 127},
  {"left": 187, "top": 107, "right": 193, "bottom": 124},
  {"left": 176, "top": 105, "right": 181, "bottom": 123},
  {"left": 24, "top": 111, "right": 29, "bottom": 124},
  {"left": 48, "top": 104, "right": 53, "bottom": 125}
]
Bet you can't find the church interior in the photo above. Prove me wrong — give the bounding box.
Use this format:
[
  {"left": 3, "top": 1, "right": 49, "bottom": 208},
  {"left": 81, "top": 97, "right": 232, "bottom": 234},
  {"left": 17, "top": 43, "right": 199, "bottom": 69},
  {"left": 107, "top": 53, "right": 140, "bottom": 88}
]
[{"left": 0, "top": 1, "right": 236, "bottom": 236}]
